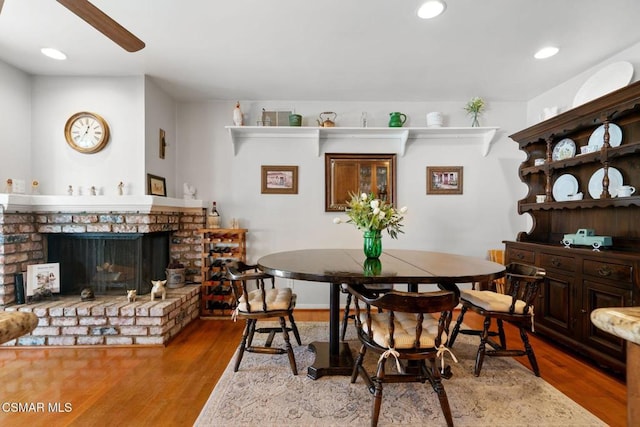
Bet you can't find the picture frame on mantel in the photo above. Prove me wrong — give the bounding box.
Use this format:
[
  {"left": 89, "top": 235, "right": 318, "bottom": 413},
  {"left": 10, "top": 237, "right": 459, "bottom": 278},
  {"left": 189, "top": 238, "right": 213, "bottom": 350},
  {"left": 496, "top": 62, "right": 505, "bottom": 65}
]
[
  {"left": 427, "top": 166, "right": 463, "bottom": 195},
  {"left": 261, "top": 165, "right": 298, "bottom": 194},
  {"left": 147, "top": 174, "right": 167, "bottom": 196}
]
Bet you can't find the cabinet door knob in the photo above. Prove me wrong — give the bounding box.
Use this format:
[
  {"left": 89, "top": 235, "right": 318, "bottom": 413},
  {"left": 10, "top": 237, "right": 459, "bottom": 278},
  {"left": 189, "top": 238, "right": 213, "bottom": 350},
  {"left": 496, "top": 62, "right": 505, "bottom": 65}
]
[
  {"left": 581, "top": 309, "right": 587, "bottom": 314},
  {"left": 516, "top": 252, "right": 524, "bottom": 259},
  {"left": 597, "top": 266, "right": 612, "bottom": 277},
  {"left": 551, "top": 258, "right": 561, "bottom": 267}
]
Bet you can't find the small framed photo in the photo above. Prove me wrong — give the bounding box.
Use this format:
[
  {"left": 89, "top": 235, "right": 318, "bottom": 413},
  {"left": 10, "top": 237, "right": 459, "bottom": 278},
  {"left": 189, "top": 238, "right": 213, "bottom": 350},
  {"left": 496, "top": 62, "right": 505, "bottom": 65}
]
[
  {"left": 26, "top": 263, "right": 60, "bottom": 297},
  {"left": 261, "top": 165, "right": 298, "bottom": 194},
  {"left": 260, "top": 109, "right": 293, "bottom": 126},
  {"left": 147, "top": 174, "right": 167, "bottom": 196},
  {"left": 427, "top": 166, "right": 463, "bottom": 195}
]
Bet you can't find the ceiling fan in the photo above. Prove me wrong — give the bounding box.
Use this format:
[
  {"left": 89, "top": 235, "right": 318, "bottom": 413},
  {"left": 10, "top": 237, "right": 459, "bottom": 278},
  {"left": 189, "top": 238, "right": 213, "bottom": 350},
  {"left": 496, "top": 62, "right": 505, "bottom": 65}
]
[
  {"left": 0, "top": 0, "right": 145, "bottom": 52},
  {"left": 57, "top": 0, "right": 145, "bottom": 52}
]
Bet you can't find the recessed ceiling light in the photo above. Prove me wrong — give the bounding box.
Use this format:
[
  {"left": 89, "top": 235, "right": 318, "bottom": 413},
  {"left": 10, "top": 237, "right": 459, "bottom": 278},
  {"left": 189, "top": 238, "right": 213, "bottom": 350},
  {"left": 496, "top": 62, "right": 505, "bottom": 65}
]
[
  {"left": 534, "top": 46, "right": 559, "bottom": 59},
  {"left": 418, "top": 0, "right": 446, "bottom": 19},
  {"left": 41, "top": 48, "right": 67, "bottom": 60}
]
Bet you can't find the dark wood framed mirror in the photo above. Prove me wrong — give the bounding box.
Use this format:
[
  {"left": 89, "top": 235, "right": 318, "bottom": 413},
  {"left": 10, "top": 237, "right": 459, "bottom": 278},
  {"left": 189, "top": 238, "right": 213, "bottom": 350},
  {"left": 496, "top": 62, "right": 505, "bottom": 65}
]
[{"left": 324, "top": 153, "right": 397, "bottom": 212}]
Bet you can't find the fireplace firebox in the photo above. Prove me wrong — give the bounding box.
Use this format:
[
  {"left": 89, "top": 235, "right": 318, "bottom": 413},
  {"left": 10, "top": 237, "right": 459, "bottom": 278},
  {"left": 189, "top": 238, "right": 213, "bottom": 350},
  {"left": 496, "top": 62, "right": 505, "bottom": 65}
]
[{"left": 46, "top": 233, "right": 170, "bottom": 295}]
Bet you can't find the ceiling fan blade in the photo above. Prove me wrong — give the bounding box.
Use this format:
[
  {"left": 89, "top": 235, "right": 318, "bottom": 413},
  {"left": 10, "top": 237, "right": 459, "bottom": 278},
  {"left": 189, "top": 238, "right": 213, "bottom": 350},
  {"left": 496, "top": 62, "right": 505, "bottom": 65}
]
[{"left": 57, "top": 0, "right": 145, "bottom": 52}]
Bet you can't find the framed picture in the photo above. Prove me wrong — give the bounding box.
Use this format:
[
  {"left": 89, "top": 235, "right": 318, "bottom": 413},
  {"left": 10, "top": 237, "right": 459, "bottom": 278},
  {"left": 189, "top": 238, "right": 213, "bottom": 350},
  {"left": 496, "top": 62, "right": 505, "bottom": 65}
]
[
  {"left": 261, "top": 165, "right": 298, "bottom": 194},
  {"left": 427, "top": 166, "right": 463, "bottom": 195},
  {"left": 26, "top": 263, "right": 60, "bottom": 297},
  {"left": 147, "top": 174, "right": 167, "bottom": 196}
]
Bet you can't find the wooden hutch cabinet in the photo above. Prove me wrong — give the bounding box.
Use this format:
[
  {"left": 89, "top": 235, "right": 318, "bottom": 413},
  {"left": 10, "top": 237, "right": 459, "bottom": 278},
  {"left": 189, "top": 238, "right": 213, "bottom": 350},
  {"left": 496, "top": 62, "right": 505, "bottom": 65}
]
[{"left": 506, "top": 81, "right": 640, "bottom": 374}]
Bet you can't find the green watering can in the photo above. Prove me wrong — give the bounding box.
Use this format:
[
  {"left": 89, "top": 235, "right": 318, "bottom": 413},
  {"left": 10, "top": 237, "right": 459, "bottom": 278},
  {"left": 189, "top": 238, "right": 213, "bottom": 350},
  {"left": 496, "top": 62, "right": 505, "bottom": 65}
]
[{"left": 388, "top": 112, "right": 407, "bottom": 127}]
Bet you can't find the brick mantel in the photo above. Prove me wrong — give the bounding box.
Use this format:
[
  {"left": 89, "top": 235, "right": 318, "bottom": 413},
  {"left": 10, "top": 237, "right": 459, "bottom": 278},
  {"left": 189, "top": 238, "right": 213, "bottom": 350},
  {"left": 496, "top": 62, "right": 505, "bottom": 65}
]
[{"left": 0, "top": 196, "right": 206, "bottom": 306}]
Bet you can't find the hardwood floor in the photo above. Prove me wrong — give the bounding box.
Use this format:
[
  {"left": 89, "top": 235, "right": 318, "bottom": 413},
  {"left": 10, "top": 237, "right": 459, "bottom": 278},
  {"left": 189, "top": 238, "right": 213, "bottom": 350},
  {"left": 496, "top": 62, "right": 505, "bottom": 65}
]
[{"left": 0, "top": 310, "right": 626, "bottom": 426}]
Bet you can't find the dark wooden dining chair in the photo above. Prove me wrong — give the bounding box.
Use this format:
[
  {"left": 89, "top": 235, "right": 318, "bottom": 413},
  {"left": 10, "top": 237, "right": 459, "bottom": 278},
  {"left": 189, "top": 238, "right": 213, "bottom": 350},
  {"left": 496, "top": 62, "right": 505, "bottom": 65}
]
[
  {"left": 226, "top": 261, "right": 302, "bottom": 375},
  {"left": 340, "top": 283, "right": 394, "bottom": 341},
  {"left": 448, "top": 262, "right": 546, "bottom": 377},
  {"left": 346, "top": 283, "right": 459, "bottom": 427}
]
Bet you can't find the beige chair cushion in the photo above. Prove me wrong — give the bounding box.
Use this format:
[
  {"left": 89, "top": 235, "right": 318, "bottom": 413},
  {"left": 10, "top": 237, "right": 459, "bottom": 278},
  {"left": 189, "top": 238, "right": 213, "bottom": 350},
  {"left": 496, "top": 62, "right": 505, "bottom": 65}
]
[
  {"left": 238, "top": 287, "right": 293, "bottom": 312},
  {"left": 460, "top": 289, "right": 528, "bottom": 314},
  {"left": 359, "top": 311, "right": 443, "bottom": 349}
]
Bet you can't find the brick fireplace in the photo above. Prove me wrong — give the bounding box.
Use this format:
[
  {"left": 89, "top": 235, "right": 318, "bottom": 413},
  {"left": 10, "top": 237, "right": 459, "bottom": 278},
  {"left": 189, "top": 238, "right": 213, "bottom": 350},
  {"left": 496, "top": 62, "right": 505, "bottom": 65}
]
[{"left": 0, "top": 194, "right": 206, "bottom": 346}]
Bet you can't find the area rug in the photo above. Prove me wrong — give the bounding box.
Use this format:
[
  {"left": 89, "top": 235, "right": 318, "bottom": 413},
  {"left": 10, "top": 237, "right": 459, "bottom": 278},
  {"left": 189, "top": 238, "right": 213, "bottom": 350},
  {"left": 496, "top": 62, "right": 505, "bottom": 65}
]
[{"left": 195, "top": 322, "right": 605, "bottom": 426}]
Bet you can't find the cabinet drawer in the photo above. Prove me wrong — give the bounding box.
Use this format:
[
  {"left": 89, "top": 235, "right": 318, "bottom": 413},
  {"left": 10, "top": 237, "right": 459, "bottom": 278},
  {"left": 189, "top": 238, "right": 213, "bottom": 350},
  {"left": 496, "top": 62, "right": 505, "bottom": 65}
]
[
  {"left": 507, "top": 247, "right": 535, "bottom": 264},
  {"left": 583, "top": 259, "right": 633, "bottom": 284},
  {"left": 540, "top": 253, "right": 576, "bottom": 273}
]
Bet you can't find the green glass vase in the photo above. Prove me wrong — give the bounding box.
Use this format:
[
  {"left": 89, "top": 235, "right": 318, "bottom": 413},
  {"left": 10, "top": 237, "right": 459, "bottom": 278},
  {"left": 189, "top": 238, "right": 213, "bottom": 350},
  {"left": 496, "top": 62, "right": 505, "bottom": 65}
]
[
  {"left": 363, "top": 230, "right": 382, "bottom": 259},
  {"left": 363, "top": 257, "right": 382, "bottom": 276}
]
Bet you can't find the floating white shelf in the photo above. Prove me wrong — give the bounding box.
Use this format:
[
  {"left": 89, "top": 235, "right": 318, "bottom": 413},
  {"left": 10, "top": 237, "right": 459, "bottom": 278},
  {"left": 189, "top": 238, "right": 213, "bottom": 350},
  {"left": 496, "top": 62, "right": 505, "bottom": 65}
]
[{"left": 226, "top": 126, "right": 499, "bottom": 156}]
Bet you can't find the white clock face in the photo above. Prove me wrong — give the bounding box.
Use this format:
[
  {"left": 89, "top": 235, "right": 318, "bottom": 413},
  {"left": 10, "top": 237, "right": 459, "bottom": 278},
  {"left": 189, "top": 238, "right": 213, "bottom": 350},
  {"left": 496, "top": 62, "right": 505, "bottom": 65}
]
[
  {"left": 65, "top": 112, "right": 110, "bottom": 153},
  {"left": 70, "top": 116, "right": 103, "bottom": 148}
]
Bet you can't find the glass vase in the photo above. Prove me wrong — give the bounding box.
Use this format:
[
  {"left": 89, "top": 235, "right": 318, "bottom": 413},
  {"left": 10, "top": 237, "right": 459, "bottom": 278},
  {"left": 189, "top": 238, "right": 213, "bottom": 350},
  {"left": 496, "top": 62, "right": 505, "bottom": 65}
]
[
  {"left": 471, "top": 113, "right": 480, "bottom": 127},
  {"left": 363, "top": 257, "right": 382, "bottom": 276},
  {"left": 363, "top": 230, "right": 382, "bottom": 259}
]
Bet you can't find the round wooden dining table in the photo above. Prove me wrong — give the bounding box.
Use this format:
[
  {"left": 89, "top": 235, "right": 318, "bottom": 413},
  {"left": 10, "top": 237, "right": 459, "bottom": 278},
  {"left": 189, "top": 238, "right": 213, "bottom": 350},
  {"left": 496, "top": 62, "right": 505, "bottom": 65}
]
[{"left": 258, "top": 248, "right": 505, "bottom": 380}]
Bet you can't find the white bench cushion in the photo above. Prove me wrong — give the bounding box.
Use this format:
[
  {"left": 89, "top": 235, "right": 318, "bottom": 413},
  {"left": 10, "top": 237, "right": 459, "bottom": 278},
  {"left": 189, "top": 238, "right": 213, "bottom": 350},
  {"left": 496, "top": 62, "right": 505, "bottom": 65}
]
[
  {"left": 359, "top": 311, "right": 443, "bottom": 349},
  {"left": 238, "top": 287, "right": 293, "bottom": 312},
  {"left": 460, "top": 289, "right": 528, "bottom": 314}
]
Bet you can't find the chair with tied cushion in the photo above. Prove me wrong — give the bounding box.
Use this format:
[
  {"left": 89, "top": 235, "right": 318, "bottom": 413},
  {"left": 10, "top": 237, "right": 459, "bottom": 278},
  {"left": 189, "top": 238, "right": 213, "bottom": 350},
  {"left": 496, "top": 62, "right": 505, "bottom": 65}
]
[
  {"left": 346, "top": 283, "right": 459, "bottom": 427},
  {"left": 340, "top": 283, "right": 394, "bottom": 341},
  {"left": 226, "top": 261, "right": 301, "bottom": 375},
  {"left": 448, "top": 262, "right": 546, "bottom": 377}
]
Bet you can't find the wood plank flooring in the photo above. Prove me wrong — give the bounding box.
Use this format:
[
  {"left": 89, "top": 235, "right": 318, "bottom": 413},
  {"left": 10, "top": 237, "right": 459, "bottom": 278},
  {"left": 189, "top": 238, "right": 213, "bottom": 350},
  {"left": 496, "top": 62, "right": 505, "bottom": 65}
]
[{"left": 0, "top": 310, "right": 626, "bottom": 426}]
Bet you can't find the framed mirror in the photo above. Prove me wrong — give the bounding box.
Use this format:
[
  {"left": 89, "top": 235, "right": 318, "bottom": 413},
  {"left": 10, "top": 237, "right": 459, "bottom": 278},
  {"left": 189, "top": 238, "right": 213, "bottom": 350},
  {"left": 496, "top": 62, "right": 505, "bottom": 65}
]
[{"left": 325, "top": 153, "right": 396, "bottom": 212}]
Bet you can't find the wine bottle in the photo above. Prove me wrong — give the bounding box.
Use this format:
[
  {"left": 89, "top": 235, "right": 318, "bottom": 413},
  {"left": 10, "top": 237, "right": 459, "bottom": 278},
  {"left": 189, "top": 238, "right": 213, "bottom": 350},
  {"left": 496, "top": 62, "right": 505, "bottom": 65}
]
[{"left": 207, "top": 201, "right": 221, "bottom": 228}]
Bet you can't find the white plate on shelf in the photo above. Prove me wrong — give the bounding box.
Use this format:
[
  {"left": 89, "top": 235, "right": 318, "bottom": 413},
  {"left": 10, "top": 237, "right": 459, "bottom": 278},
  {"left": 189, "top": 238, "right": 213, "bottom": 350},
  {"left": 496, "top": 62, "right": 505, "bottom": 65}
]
[
  {"left": 588, "top": 123, "right": 622, "bottom": 149},
  {"left": 552, "top": 138, "right": 576, "bottom": 161},
  {"left": 572, "top": 61, "right": 634, "bottom": 108},
  {"left": 552, "top": 174, "right": 579, "bottom": 202},
  {"left": 588, "top": 167, "right": 623, "bottom": 199}
]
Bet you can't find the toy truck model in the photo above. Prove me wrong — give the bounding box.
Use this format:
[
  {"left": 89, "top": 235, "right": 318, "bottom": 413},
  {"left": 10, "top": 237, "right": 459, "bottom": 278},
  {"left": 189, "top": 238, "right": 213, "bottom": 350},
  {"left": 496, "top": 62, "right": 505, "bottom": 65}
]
[{"left": 561, "top": 229, "right": 612, "bottom": 249}]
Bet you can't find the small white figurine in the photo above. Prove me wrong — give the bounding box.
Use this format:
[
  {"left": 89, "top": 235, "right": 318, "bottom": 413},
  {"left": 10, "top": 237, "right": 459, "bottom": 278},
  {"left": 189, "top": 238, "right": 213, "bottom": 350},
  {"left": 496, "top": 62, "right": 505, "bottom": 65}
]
[
  {"left": 68, "top": 185, "right": 73, "bottom": 196},
  {"left": 126, "top": 289, "right": 137, "bottom": 303},
  {"left": 183, "top": 182, "right": 196, "bottom": 199},
  {"left": 6, "top": 179, "right": 13, "bottom": 193},
  {"left": 90, "top": 186, "right": 96, "bottom": 196},
  {"left": 150, "top": 280, "right": 167, "bottom": 301},
  {"left": 117, "top": 181, "right": 124, "bottom": 196},
  {"left": 31, "top": 180, "right": 39, "bottom": 195}
]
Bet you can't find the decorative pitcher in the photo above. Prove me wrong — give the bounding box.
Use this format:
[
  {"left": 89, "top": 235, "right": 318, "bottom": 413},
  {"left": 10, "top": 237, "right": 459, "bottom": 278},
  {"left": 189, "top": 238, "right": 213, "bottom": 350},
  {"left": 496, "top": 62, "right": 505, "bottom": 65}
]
[{"left": 388, "top": 112, "right": 407, "bottom": 127}]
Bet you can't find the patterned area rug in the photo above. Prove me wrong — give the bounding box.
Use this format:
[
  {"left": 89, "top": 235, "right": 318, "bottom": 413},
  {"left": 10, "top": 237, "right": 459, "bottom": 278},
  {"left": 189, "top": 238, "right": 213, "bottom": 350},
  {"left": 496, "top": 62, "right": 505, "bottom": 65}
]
[{"left": 195, "top": 322, "right": 605, "bottom": 426}]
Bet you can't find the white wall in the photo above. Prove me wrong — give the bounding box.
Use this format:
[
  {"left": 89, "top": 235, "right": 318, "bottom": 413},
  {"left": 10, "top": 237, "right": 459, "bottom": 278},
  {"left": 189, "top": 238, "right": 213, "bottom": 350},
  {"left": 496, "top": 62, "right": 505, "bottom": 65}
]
[
  {"left": 30, "top": 76, "right": 146, "bottom": 196},
  {"left": 177, "top": 100, "right": 530, "bottom": 307},
  {"left": 145, "top": 76, "right": 178, "bottom": 197},
  {"left": 0, "top": 61, "right": 32, "bottom": 184}
]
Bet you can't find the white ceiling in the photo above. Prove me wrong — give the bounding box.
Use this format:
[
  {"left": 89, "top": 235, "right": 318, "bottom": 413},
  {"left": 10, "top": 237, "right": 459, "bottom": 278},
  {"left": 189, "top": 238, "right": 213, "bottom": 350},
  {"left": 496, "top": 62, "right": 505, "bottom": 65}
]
[{"left": 1, "top": 0, "right": 639, "bottom": 102}]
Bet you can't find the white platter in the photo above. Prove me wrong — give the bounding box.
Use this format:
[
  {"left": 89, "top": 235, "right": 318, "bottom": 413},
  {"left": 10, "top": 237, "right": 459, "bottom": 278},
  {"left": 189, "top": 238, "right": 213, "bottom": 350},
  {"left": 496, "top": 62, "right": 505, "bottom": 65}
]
[
  {"left": 588, "top": 123, "right": 622, "bottom": 149},
  {"left": 572, "top": 61, "right": 634, "bottom": 108},
  {"left": 552, "top": 138, "right": 576, "bottom": 161},
  {"left": 553, "top": 174, "right": 579, "bottom": 202},
  {"left": 588, "top": 167, "right": 623, "bottom": 199}
]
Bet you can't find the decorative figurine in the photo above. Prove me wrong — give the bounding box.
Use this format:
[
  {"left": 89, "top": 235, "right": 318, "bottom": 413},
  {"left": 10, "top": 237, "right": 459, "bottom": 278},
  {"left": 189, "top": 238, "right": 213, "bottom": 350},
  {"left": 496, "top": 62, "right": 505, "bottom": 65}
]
[
  {"left": 126, "top": 289, "right": 137, "bottom": 303},
  {"left": 31, "top": 180, "right": 39, "bottom": 195},
  {"left": 183, "top": 182, "right": 196, "bottom": 199},
  {"left": 90, "top": 186, "right": 96, "bottom": 196},
  {"left": 233, "top": 101, "right": 243, "bottom": 126},
  {"left": 5, "top": 178, "right": 13, "bottom": 193},
  {"left": 117, "top": 181, "right": 124, "bottom": 196},
  {"left": 150, "top": 279, "right": 167, "bottom": 301},
  {"left": 80, "top": 288, "right": 95, "bottom": 301},
  {"left": 67, "top": 185, "right": 73, "bottom": 196}
]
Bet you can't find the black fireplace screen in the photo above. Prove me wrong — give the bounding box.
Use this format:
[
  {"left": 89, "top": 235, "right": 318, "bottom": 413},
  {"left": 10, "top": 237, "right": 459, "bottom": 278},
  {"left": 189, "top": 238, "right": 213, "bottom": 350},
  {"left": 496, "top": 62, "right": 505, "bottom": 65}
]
[{"left": 46, "top": 233, "right": 169, "bottom": 295}]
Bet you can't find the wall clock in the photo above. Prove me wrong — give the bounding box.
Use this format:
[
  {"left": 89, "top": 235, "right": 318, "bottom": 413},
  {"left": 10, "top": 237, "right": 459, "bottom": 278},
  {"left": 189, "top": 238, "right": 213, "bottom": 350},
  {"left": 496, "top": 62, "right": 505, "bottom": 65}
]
[{"left": 64, "top": 112, "right": 110, "bottom": 154}]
